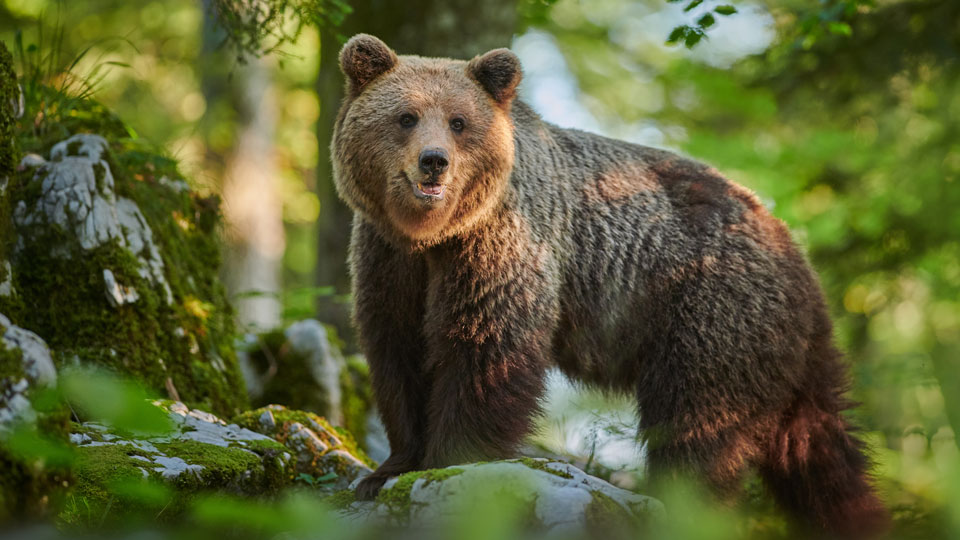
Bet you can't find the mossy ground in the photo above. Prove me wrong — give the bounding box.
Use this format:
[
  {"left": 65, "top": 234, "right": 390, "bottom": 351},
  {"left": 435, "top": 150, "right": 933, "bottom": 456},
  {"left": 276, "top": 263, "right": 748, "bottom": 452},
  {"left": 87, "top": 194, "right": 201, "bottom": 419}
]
[{"left": 60, "top": 425, "right": 294, "bottom": 530}]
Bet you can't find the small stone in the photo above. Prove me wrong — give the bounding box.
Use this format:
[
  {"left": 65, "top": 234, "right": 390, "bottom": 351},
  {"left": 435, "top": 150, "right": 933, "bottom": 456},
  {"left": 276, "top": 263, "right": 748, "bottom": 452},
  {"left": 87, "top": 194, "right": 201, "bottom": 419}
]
[
  {"left": 103, "top": 269, "right": 125, "bottom": 307},
  {"left": 18, "top": 153, "right": 45, "bottom": 170},
  {"left": 258, "top": 409, "right": 276, "bottom": 430}
]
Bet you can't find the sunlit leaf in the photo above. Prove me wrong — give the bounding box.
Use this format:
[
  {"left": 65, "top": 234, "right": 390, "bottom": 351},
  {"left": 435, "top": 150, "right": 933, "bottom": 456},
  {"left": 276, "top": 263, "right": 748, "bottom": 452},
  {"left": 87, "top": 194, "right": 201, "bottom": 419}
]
[
  {"left": 59, "top": 368, "right": 173, "bottom": 436},
  {"left": 667, "top": 26, "right": 688, "bottom": 44},
  {"left": 684, "top": 28, "right": 705, "bottom": 48},
  {"left": 714, "top": 5, "right": 738, "bottom": 15},
  {"left": 3, "top": 424, "right": 75, "bottom": 467},
  {"left": 828, "top": 21, "right": 853, "bottom": 36}
]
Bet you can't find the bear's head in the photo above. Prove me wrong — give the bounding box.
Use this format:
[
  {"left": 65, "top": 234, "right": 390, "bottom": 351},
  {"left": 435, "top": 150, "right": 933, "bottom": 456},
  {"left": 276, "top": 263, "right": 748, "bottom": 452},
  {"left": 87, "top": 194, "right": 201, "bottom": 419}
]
[{"left": 332, "top": 34, "right": 521, "bottom": 247}]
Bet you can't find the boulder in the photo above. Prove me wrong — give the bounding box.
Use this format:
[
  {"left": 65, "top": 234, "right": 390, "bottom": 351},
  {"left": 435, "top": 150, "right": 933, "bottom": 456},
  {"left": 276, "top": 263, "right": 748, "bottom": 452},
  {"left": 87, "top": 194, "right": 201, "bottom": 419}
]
[
  {"left": 1, "top": 109, "right": 247, "bottom": 418},
  {"left": 238, "top": 321, "right": 379, "bottom": 455},
  {"left": 0, "top": 314, "right": 69, "bottom": 522},
  {"left": 63, "top": 400, "right": 295, "bottom": 527},
  {"left": 233, "top": 404, "right": 374, "bottom": 491},
  {"left": 335, "top": 458, "right": 663, "bottom": 536}
]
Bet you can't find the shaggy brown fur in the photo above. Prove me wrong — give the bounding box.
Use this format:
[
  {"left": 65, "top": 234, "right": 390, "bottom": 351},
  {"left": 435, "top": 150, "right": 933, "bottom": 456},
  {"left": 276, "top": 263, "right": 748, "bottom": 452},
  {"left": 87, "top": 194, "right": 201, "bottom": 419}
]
[{"left": 331, "top": 34, "right": 889, "bottom": 537}]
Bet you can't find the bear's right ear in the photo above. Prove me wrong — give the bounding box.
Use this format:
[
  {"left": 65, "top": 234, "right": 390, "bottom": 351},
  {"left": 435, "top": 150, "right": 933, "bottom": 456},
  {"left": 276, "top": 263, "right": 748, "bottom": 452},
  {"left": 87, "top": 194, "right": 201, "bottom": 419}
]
[{"left": 339, "top": 34, "right": 398, "bottom": 96}]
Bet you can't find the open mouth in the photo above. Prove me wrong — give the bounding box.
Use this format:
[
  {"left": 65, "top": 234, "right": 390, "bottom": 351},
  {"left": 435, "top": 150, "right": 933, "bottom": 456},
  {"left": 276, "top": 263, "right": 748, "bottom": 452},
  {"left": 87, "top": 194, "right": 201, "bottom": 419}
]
[{"left": 412, "top": 181, "right": 445, "bottom": 200}]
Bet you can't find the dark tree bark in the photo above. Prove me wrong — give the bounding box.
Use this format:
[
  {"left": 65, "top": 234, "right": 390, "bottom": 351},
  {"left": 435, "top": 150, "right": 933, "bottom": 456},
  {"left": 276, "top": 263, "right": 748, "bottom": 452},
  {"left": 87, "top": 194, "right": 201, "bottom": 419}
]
[{"left": 314, "top": 0, "right": 517, "bottom": 348}]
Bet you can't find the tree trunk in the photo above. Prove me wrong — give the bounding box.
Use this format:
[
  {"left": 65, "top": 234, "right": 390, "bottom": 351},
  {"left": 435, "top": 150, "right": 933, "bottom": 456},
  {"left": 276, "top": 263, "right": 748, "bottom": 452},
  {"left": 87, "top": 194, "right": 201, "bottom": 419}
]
[
  {"left": 314, "top": 0, "right": 517, "bottom": 348},
  {"left": 201, "top": 0, "right": 283, "bottom": 332},
  {"left": 220, "top": 58, "right": 283, "bottom": 332}
]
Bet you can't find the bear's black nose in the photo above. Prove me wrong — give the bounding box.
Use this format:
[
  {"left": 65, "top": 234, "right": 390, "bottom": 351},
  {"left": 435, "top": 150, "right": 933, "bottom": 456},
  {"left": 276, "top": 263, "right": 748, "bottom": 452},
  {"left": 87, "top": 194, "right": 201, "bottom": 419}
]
[{"left": 419, "top": 148, "right": 449, "bottom": 176}]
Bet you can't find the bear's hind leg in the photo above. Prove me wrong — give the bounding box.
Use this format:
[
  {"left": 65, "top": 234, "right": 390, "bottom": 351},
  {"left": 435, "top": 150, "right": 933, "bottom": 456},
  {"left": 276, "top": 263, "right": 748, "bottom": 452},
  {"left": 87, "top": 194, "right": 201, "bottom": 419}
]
[
  {"left": 639, "top": 408, "right": 762, "bottom": 504},
  {"left": 759, "top": 391, "right": 889, "bottom": 537}
]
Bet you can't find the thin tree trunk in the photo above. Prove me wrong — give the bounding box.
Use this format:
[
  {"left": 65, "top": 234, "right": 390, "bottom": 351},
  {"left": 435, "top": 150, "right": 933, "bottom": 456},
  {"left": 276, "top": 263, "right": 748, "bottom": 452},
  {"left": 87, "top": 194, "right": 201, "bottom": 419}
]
[
  {"left": 201, "top": 0, "right": 283, "bottom": 332},
  {"left": 221, "top": 58, "right": 283, "bottom": 332}
]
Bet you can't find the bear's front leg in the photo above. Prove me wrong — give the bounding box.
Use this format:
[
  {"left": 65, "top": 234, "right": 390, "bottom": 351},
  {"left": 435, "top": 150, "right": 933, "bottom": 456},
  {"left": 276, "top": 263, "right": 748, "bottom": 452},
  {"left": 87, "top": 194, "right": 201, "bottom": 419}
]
[
  {"left": 349, "top": 220, "right": 430, "bottom": 499},
  {"left": 420, "top": 228, "right": 559, "bottom": 468}
]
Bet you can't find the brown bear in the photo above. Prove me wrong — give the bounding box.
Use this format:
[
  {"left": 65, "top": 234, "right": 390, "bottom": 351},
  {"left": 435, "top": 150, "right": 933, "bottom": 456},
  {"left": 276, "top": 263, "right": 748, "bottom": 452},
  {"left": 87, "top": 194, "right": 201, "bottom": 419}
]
[{"left": 331, "top": 34, "right": 888, "bottom": 536}]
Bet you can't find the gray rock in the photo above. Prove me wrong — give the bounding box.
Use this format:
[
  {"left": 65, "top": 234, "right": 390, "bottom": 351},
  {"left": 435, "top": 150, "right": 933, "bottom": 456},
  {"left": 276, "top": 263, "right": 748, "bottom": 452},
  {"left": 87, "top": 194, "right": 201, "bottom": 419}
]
[
  {"left": 103, "top": 268, "right": 139, "bottom": 307},
  {"left": 363, "top": 410, "right": 390, "bottom": 464},
  {"left": 0, "top": 314, "right": 57, "bottom": 433},
  {"left": 12, "top": 134, "right": 173, "bottom": 304},
  {"left": 71, "top": 400, "right": 293, "bottom": 486},
  {"left": 238, "top": 319, "right": 346, "bottom": 423},
  {"left": 342, "top": 459, "right": 663, "bottom": 534},
  {"left": 0, "top": 261, "right": 13, "bottom": 297},
  {"left": 285, "top": 319, "right": 344, "bottom": 424},
  {"left": 233, "top": 404, "right": 374, "bottom": 491}
]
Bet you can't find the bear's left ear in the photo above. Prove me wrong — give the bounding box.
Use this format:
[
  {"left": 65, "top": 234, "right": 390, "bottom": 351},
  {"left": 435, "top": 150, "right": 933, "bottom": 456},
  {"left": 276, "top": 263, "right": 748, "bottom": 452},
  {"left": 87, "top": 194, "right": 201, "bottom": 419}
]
[
  {"left": 468, "top": 48, "right": 523, "bottom": 105},
  {"left": 339, "top": 34, "right": 398, "bottom": 96}
]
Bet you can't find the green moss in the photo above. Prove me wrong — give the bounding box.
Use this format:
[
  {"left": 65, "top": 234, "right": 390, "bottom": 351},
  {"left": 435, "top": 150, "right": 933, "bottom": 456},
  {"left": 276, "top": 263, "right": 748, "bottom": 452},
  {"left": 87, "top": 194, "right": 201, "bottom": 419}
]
[
  {"left": 516, "top": 457, "right": 574, "bottom": 479},
  {"left": 0, "top": 42, "right": 18, "bottom": 179},
  {"left": 70, "top": 443, "right": 161, "bottom": 502},
  {"left": 0, "top": 43, "right": 20, "bottom": 307},
  {"left": 0, "top": 339, "right": 24, "bottom": 379},
  {"left": 375, "top": 467, "right": 465, "bottom": 518},
  {"left": 59, "top": 432, "right": 294, "bottom": 530},
  {"left": 57, "top": 441, "right": 161, "bottom": 530},
  {"left": 155, "top": 440, "right": 270, "bottom": 490},
  {"left": 233, "top": 406, "right": 376, "bottom": 469},
  {"left": 324, "top": 489, "right": 356, "bottom": 510}
]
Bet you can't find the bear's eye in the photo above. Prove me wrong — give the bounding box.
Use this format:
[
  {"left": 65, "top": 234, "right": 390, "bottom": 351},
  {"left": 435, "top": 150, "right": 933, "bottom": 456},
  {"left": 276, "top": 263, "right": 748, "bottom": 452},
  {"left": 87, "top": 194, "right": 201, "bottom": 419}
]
[
  {"left": 399, "top": 113, "right": 418, "bottom": 128},
  {"left": 450, "top": 118, "right": 466, "bottom": 133}
]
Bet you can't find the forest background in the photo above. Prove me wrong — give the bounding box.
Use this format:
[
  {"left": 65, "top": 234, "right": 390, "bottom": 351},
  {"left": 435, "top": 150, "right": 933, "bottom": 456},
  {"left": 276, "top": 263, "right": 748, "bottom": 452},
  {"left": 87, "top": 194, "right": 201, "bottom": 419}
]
[{"left": 1, "top": 0, "right": 958, "bottom": 536}]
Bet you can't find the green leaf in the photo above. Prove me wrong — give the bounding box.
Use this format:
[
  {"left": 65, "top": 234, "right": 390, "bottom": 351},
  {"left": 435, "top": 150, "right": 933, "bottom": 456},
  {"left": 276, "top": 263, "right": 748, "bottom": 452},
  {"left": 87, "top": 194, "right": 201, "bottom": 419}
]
[
  {"left": 697, "top": 13, "right": 716, "bottom": 29},
  {"left": 828, "top": 22, "right": 853, "bottom": 36},
  {"left": 667, "top": 26, "right": 687, "bottom": 44},
  {"left": 714, "top": 5, "right": 738, "bottom": 15},
  {"left": 315, "top": 472, "right": 338, "bottom": 483},
  {"left": 59, "top": 368, "right": 173, "bottom": 436},
  {"left": 684, "top": 29, "right": 705, "bottom": 48},
  {"left": 684, "top": 0, "right": 704, "bottom": 12},
  {"left": 3, "top": 425, "right": 75, "bottom": 467},
  {"left": 296, "top": 473, "right": 316, "bottom": 485}
]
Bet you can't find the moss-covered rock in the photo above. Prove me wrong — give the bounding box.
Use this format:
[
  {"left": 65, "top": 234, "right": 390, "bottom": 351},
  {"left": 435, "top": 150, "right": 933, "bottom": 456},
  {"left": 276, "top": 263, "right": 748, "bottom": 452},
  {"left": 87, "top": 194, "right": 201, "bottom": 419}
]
[
  {"left": 233, "top": 404, "right": 374, "bottom": 491},
  {"left": 239, "top": 320, "right": 344, "bottom": 423},
  {"left": 238, "top": 320, "right": 378, "bottom": 455},
  {"left": 0, "top": 41, "right": 20, "bottom": 184},
  {"left": 340, "top": 459, "right": 663, "bottom": 535},
  {"left": 0, "top": 42, "right": 23, "bottom": 307},
  {"left": 0, "top": 313, "right": 71, "bottom": 523},
  {"left": 61, "top": 400, "right": 294, "bottom": 529},
  {"left": 2, "top": 125, "right": 247, "bottom": 417}
]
